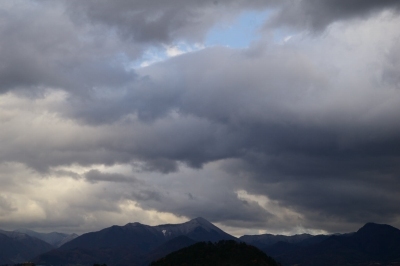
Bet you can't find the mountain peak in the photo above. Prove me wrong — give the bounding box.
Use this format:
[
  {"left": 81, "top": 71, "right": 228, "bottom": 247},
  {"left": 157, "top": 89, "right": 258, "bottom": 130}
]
[
  {"left": 191, "top": 217, "right": 212, "bottom": 225},
  {"left": 38, "top": 217, "right": 236, "bottom": 265},
  {"left": 184, "top": 217, "right": 220, "bottom": 232},
  {"left": 125, "top": 222, "right": 144, "bottom": 227},
  {"left": 356, "top": 222, "right": 400, "bottom": 238},
  {"left": 358, "top": 222, "right": 398, "bottom": 232}
]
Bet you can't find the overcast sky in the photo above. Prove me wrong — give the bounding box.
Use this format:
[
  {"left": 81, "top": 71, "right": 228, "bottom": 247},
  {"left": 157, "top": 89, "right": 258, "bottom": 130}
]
[{"left": 1, "top": 0, "right": 400, "bottom": 237}]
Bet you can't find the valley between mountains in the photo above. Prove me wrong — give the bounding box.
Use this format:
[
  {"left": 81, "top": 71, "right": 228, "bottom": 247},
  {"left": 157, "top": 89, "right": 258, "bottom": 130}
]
[{"left": 1, "top": 218, "right": 400, "bottom": 266}]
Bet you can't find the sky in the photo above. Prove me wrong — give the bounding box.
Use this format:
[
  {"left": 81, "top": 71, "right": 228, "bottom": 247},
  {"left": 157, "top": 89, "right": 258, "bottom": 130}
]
[{"left": 1, "top": 0, "right": 400, "bottom": 237}]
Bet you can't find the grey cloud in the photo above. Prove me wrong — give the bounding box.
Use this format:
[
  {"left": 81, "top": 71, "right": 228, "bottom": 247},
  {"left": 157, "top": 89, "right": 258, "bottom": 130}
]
[
  {"left": 0, "top": 1, "right": 138, "bottom": 95},
  {"left": 62, "top": 45, "right": 332, "bottom": 168},
  {"left": 382, "top": 41, "right": 400, "bottom": 88},
  {"left": 187, "top": 193, "right": 194, "bottom": 200},
  {"left": 138, "top": 158, "right": 179, "bottom": 174},
  {"left": 2, "top": 0, "right": 400, "bottom": 234},
  {"left": 84, "top": 170, "right": 136, "bottom": 183},
  {"left": 4, "top": 31, "right": 400, "bottom": 232},
  {"left": 64, "top": 0, "right": 276, "bottom": 44},
  {"left": 131, "top": 189, "right": 162, "bottom": 202},
  {"left": 269, "top": 0, "right": 400, "bottom": 31},
  {"left": 0, "top": 196, "right": 17, "bottom": 214},
  {"left": 52, "top": 170, "right": 82, "bottom": 180},
  {"left": 221, "top": 147, "right": 400, "bottom": 232},
  {"left": 120, "top": 33, "right": 400, "bottom": 230},
  {"left": 129, "top": 180, "right": 273, "bottom": 225}
]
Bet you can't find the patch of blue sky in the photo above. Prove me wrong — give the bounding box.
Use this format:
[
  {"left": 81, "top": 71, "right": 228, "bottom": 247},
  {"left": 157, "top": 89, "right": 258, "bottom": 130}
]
[
  {"left": 130, "top": 9, "right": 271, "bottom": 69},
  {"left": 205, "top": 9, "right": 271, "bottom": 48}
]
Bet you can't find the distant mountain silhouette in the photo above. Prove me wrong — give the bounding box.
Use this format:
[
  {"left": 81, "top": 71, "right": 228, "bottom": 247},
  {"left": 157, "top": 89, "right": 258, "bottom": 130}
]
[
  {"left": 251, "top": 223, "right": 400, "bottom": 266},
  {"left": 155, "top": 217, "right": 236, "bottom": 243},
  {"left": 0, "top": 230, "right": 53, "bottom": 264},
  {"left": 32, "top": 221, "right": 400, "bottom": 266},
  {"left": 15, "top": 228, "right": 78, "bottom": 247},
  {"left": 150, "top": 240, "right": 281, "bottom": 266},
  {"left": 34, "top": 217, "right": 237, "bottom": 266},
  {"left": 240, "top": 233, "right": 323, "bottom": 250}
]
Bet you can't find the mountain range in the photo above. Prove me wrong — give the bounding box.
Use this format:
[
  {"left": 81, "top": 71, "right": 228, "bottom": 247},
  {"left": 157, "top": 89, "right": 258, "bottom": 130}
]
[
  {"left": 0, "top": 228, "right": 77, "bottom": 264},
  {"left": 0, "top": 230, "right": 53, "bottom": 264},
  {"left": 34, "top": 217, "right": 236, "bottom": 266},
  {"left": 14, "top": 229, "right": 78, "bottom": 248},
  {"left": 1, "top": 218, "right": 400, "bottom": 266},
  {"left": 240, "top": 223, "right": 400, "bottom": 266}
]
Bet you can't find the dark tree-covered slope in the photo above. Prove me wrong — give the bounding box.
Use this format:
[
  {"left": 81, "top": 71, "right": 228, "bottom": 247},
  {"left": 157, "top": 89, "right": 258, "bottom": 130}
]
[{"left": 150, "top": 240, "right": 281, "bottom": 266}]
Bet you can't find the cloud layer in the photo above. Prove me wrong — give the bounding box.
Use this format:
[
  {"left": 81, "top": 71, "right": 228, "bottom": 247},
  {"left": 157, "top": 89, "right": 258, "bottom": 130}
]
[{"left": 1, "top": 0, "right": 400, "bottom": 235}]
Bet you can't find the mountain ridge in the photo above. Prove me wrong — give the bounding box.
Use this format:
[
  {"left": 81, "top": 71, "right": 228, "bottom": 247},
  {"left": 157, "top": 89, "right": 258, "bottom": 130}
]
[
  {"left": 0, "top": 229, "right": 53, "bottom": 264},
  {"left": 15, "top": 228, "right": 78, "bottom": 247},
  {"left": 34, "top": 217, "right": 237, "bottom": 266},
  {"left": 254, "top": 222, "right": 400, "bottom": 266},
  {"left": 29, "top": 220, "right": 400, "bottom": 266}
]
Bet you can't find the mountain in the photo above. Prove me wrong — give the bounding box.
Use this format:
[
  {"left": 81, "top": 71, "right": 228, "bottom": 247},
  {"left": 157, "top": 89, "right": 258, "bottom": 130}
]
[
  {"left": 240, "top": 233, "right": 322, "bottom": 250},
  {"left": 261, "top": 223, "right": 400, "bottom": 266},
  {"left": 33, "top": 220, "right": 400, "bottom": 266},
  {"left": 0, "top": 230, "right": 53, "bottom": 264},
  {"left": 58, "top": 216, "right": 235, "bottom": 252},
  {"left": 150, "top": 240, "right": 281, "bottom": 266},
  {"left": 15, "top": 228, "right": 78, "bottom": 247},
  {"left": 154, "top": 217, "right": 236, "bottom": 243},
  {"left": 34, "top": 217, "right": 237, "bottom": 266}
]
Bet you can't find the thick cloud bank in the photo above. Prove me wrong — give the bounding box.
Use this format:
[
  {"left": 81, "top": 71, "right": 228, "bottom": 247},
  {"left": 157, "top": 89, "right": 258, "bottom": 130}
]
[{"left": 0, "top": 0, "right": 400, "bottom": 235}]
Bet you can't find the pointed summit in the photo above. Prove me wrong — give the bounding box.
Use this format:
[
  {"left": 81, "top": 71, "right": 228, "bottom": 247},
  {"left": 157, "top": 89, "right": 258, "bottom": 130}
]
[
  {"left": 155, "top": 217, "right": 237, "bottom": 242},
  {"left": 125, "top": 221, "right": 145, "bottom": 227},
  {"left": 192, "top": 217, "right": 211, "bottom": 224},
  {"left": 187, "top": 217, "right": 216, "bottom": 229}
]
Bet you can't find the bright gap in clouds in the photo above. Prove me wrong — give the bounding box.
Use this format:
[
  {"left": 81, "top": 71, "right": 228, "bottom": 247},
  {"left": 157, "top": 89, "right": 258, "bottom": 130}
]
[
  {"left": 133, "top": 42, "right": 205, "bottom": 68},
  {"left": 132, "top": 10, "right": 270, "bottom": 69},
  {"left": 205, "top": 10, "right": 270, "bottom": 48}
]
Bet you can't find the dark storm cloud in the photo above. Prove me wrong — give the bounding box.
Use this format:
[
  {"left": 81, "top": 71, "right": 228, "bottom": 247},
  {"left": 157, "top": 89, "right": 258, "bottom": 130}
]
[
  {"left": 270, "top": 0, "right": 400, "bottom": 30},
  {"left": 84, "top": 169, "right": 137, "bottom": 183},
  {"left": 4, "top": 31, "right": 400, "bottom": 231},
  {"left": 0, "top": 1, "right": 138, "bottom": 95},
  {"left": 128, "top": 177, "right": 273, "bottom": 225},
  {"left": 87, "top": 39, "right": 400, "bottom": 230},
  {"left": 138, "top": 158, "right": 179, "bottom": 174},
  {"left": 0, "top": 0, "right": 275, "bottom": 99},
  {"left": 63, "top": 45, "right": 331, "bottom": 167},
  {"left": 64, "top": 0, "right": 276, "bottom": 44},
  {"left": 2, "top": 0, "right": 400, "bottom": 234},
  {"left": 221, "top": 150, "right": 400, "bottom": 232}
]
